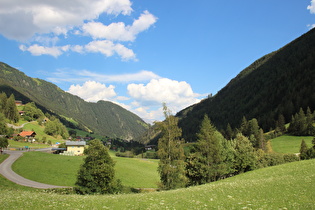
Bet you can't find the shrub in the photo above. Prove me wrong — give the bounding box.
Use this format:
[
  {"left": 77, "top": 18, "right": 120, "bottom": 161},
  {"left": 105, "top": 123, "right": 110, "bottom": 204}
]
[{"left": 283, "top": 153, "right": 299, "bottom": 163}]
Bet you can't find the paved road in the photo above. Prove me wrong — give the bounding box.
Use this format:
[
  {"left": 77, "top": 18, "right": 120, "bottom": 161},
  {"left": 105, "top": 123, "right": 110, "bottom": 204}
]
[{"left": 0, "top": 149, "right": 69, "bottom": 189}]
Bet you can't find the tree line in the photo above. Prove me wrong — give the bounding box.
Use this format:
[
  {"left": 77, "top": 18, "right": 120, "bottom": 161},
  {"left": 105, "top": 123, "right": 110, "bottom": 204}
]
[{"left": 156, "top": 104, "right": 312, "bottom": 190}]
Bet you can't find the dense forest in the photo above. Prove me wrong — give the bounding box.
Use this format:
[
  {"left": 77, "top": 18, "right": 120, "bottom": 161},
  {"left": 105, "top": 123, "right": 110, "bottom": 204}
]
[
  {"left": 0, "top": 63, "right": 148, "bottom": 140},
  {"left": 177, "top": 28, "right": 315, "bottom": 142}
]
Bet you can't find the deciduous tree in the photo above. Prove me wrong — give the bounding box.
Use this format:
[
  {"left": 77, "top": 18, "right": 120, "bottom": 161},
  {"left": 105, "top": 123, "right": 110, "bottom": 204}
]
[
  {"left": 232, "top": 133, "right": 257, "bottom": 173},
  {"left": 157, "top": 103, "right": 187, "bottom": 190},
  {"left": 75, "top": 139, "right": 121, "bottom": 194}
]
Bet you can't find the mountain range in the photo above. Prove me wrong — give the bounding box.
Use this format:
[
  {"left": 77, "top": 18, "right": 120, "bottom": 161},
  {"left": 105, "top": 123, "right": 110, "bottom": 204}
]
[
  {"left": 1, "top": 28, "right": 315, "bottom": 143},
  {"left": 0, "top": 62, "right": 148, "bottom": 140},
  {"left": 177, "top": 28, "right": 315, "bottom": 141}
]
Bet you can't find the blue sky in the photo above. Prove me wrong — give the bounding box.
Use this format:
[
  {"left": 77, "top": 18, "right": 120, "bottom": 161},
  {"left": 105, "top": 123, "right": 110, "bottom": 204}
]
[{"left": 0, "top": 0, "right": 315, "bottom": 122}]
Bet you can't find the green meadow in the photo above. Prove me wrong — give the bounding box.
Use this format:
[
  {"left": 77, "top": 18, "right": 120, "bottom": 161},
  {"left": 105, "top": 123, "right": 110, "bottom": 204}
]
[
  {"left": 271, "top": 135, "right": 313, "bottom": 153},
  {"left": 12, "top": 151, "right": 159, "bottom": 188},
  {"left": 1, "top": 156, "right": 314, "bottom": 209}
]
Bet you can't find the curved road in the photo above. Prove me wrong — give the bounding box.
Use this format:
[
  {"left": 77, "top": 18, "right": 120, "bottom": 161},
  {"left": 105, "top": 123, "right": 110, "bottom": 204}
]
[{"left": 0, "top": 149, "right": 69, "bottom": 189}]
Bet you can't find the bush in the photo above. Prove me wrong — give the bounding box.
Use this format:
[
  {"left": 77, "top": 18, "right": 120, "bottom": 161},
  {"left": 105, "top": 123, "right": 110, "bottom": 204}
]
[
  {"left": 115, "top": 151, "right": 134, "bottom": 158},
  {"left": 263, "top": 153, "right": 285, "bottom": 166},
  {"left": 283, "top": 153, "right": 299, "bottom": 163},
  {"left": 143, "top": 151, "right": 159, "bottom": 159}
]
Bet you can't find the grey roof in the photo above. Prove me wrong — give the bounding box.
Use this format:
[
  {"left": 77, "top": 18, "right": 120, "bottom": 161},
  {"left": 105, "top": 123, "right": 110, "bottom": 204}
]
[{"left": 65, "top": 141, "right": 86, "bottom": 146}]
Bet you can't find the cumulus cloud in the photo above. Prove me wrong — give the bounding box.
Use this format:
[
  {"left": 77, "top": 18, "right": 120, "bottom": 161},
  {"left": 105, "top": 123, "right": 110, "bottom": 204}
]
[
  {"left": 19, "top": 44, "right": 70, "bottom": 57},
  {"left": 308, "top": 0, "right": 315, "bottom": 14},
  {"left": 85, "top": 40, "right": 137, "bottom": 61},
  {"left": 67, "top": 81, "right": 117, "bottom": 102},
  {"left": 128, "top": 78, "right": 200, "bottom": 107},
  {"left": 0, "top": 0, "right": 156, "bottom": 61},
  {"left": 127, "top": 78, "right": 202, "bottom": 121},
  {"left": 64, "top": 76, "right": 202, "bottom": 122},
  {"left": 82, "top": 10, "right": 157, "bottom": 41},
  {"left": 0, "top": 0, "right": 133, "bottom": 40}
]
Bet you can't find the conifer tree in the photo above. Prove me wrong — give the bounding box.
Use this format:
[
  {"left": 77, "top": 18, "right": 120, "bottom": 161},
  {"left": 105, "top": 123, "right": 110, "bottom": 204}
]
[
  {"left": 0, "top": 92, "right": 7, "bottom": 113},
  {"left": 299, "top": 139, "right": 309, "bottom": 160},
  {"left": 0, "top": 113, "right": 8, "bottom": 135},
  {"left": 76, "top": 139, "right": 121, "bottom": 194},
  {"left": 240, "top": 116, "right": 248, "bottom": 136},
  {"left": 4, "top": 94, "right": 19, "bottom": 123},
  {"left": 157, "top": 103, "right": 187, "bottom": 190},
  {"left": 225, "top": 123, "right": 234, "bottom": 140},
  {"left": 276, "top": 114, "right": 286, "bottom": 134},
  {"left": 186, "top": 115, "right": 235, "bottom": 185}
]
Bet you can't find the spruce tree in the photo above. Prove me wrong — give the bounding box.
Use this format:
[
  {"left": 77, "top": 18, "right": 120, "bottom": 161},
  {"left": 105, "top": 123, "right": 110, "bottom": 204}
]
[
  {"left": 76, "top": 139, "right": 121, "bottom": 194},
  {"left": 157, "top": 103, "right": 187, "bottom": 190},
  {"left": 0, "top": 92, "right": 7, "bottom": 113},
  {"left": 195, "top": 115, "right": 222, "bottom": 183},
  {"left": 225, "top": 123, "right": 234, "bottom": 140},
  {"left": 4, "top": 94, "right": 19, "bottom": 123},
  {"left": 186, "top": 115, "right": 235, "bottom": 185},
  {"left": 299, "top": 139, "right": 309, "bottom": 160}
]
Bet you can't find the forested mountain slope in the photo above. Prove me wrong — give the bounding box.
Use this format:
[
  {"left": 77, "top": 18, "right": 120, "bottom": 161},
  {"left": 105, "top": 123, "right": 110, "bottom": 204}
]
[
  {"left": 177, "top": 28, "right": 315, "bottom": 141},
  {"left": 0, "top": 63, "right": 148, "bottom": 139}
]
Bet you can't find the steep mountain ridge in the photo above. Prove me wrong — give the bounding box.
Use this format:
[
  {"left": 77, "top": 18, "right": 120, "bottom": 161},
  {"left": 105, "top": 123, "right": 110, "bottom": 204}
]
[
  {"left": 177, "top": 28, "right": 315, "bottom": 141},
  {"left": 0, "top": 62, "right": 148, "bottom": 140}
]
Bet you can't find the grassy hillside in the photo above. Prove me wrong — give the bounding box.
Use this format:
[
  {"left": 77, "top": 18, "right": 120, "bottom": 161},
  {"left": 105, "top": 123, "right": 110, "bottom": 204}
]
[
  {"left": 0, "top": 62, "right": 148, "bottom": 140},
  {"left": 7, "top": 120, "right": 63, "bottom": 149},
  {"left": 177, "top": 28, "right": 315, "bottom": 141},
  {"left": 1, "top": 157, "right": 314, "bottom": 209},
  {"left": 12, "top": 151, "right": 159, "bottom": 188},
  {"left": 271, "top": 135, "right": 313, "bottom": 153}
]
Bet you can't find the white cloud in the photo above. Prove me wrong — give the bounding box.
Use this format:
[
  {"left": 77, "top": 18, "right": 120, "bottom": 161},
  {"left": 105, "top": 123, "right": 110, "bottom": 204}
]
[
  {"left": 19, "top": 40, "right": 136, "bottom": 60},
  {"left": 67, "top": 81, "right": 117, "bottom": 102},
  {"left": 308, "top": 0, "right": 315, "bottom": 14},
  {"left": 1, "top": 1, "right": 157, "bottom": 61},
  {"left": 84, "top": 40, "right": 137, "bottom": 61},
  {"left": 47, "top": 69, "right": 161, "bottom": 84},
  {"left": 0, "top": 0, "right": 133, "bottom": 40},
  {"left": 19, "top": 44, "right": 69, "bottom": 57},
  {"left": 127, "top": 78, "right": 202, "bottom": 121},
  {"left": 307, "top": 24, "right": 315, "bottom": 29},
  {"left": 82, "top": 10, "right": 157, "bottom": 41},
  {"left": 128, "top": 78, "right": 200, "bottom": 107},
  {"left": 63, "top": 75, "right": 202, "bottom": 122}
]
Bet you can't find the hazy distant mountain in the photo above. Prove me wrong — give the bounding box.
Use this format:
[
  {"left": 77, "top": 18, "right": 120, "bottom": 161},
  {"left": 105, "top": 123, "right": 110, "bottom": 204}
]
[
  {"left": 177, "top": 28, "right": 315, "bottom": 141},
  {"left": 0, "top": 62, "right": 148, "bottom": 140}
]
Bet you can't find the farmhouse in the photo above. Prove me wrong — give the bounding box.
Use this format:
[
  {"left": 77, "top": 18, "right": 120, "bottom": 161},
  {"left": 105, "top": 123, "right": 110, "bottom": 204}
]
[
  {"left": 65, "top": 141, "right": 86, "bottom": 156},
  {"left": 19, "top": 131, "right": 36, "bottom": 138}
]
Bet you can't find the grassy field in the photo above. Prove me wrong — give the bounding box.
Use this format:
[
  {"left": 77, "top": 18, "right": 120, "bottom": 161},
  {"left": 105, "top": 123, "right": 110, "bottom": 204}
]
[
  {"left": 12, "top": 151, "right": 159, "bottom": 188},
  {"left": 8, "top": 121, "right": 64, "bottom": 149},
  {"left": 1, "top": 156, "right": 314, "bottom": 209},
  {"left": 271, "top": 135, "right": 313, "bottom": 153}
]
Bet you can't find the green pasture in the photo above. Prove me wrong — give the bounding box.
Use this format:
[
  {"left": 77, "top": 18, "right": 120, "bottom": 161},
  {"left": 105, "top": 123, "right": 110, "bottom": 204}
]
[
  {"left": 1, "top": 157, "right": 314, "bottom": 209},
  {"left": 12, "top": 151, "right": 159, "bottom": 188},
  {"left": 271, "top": 135, "right": 313, "bottom": 153}
]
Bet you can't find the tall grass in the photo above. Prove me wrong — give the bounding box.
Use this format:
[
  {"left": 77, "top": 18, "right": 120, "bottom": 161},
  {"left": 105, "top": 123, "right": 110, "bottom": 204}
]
[{"left": 1, "top": 159, "right": 314, "bottom": 209}]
